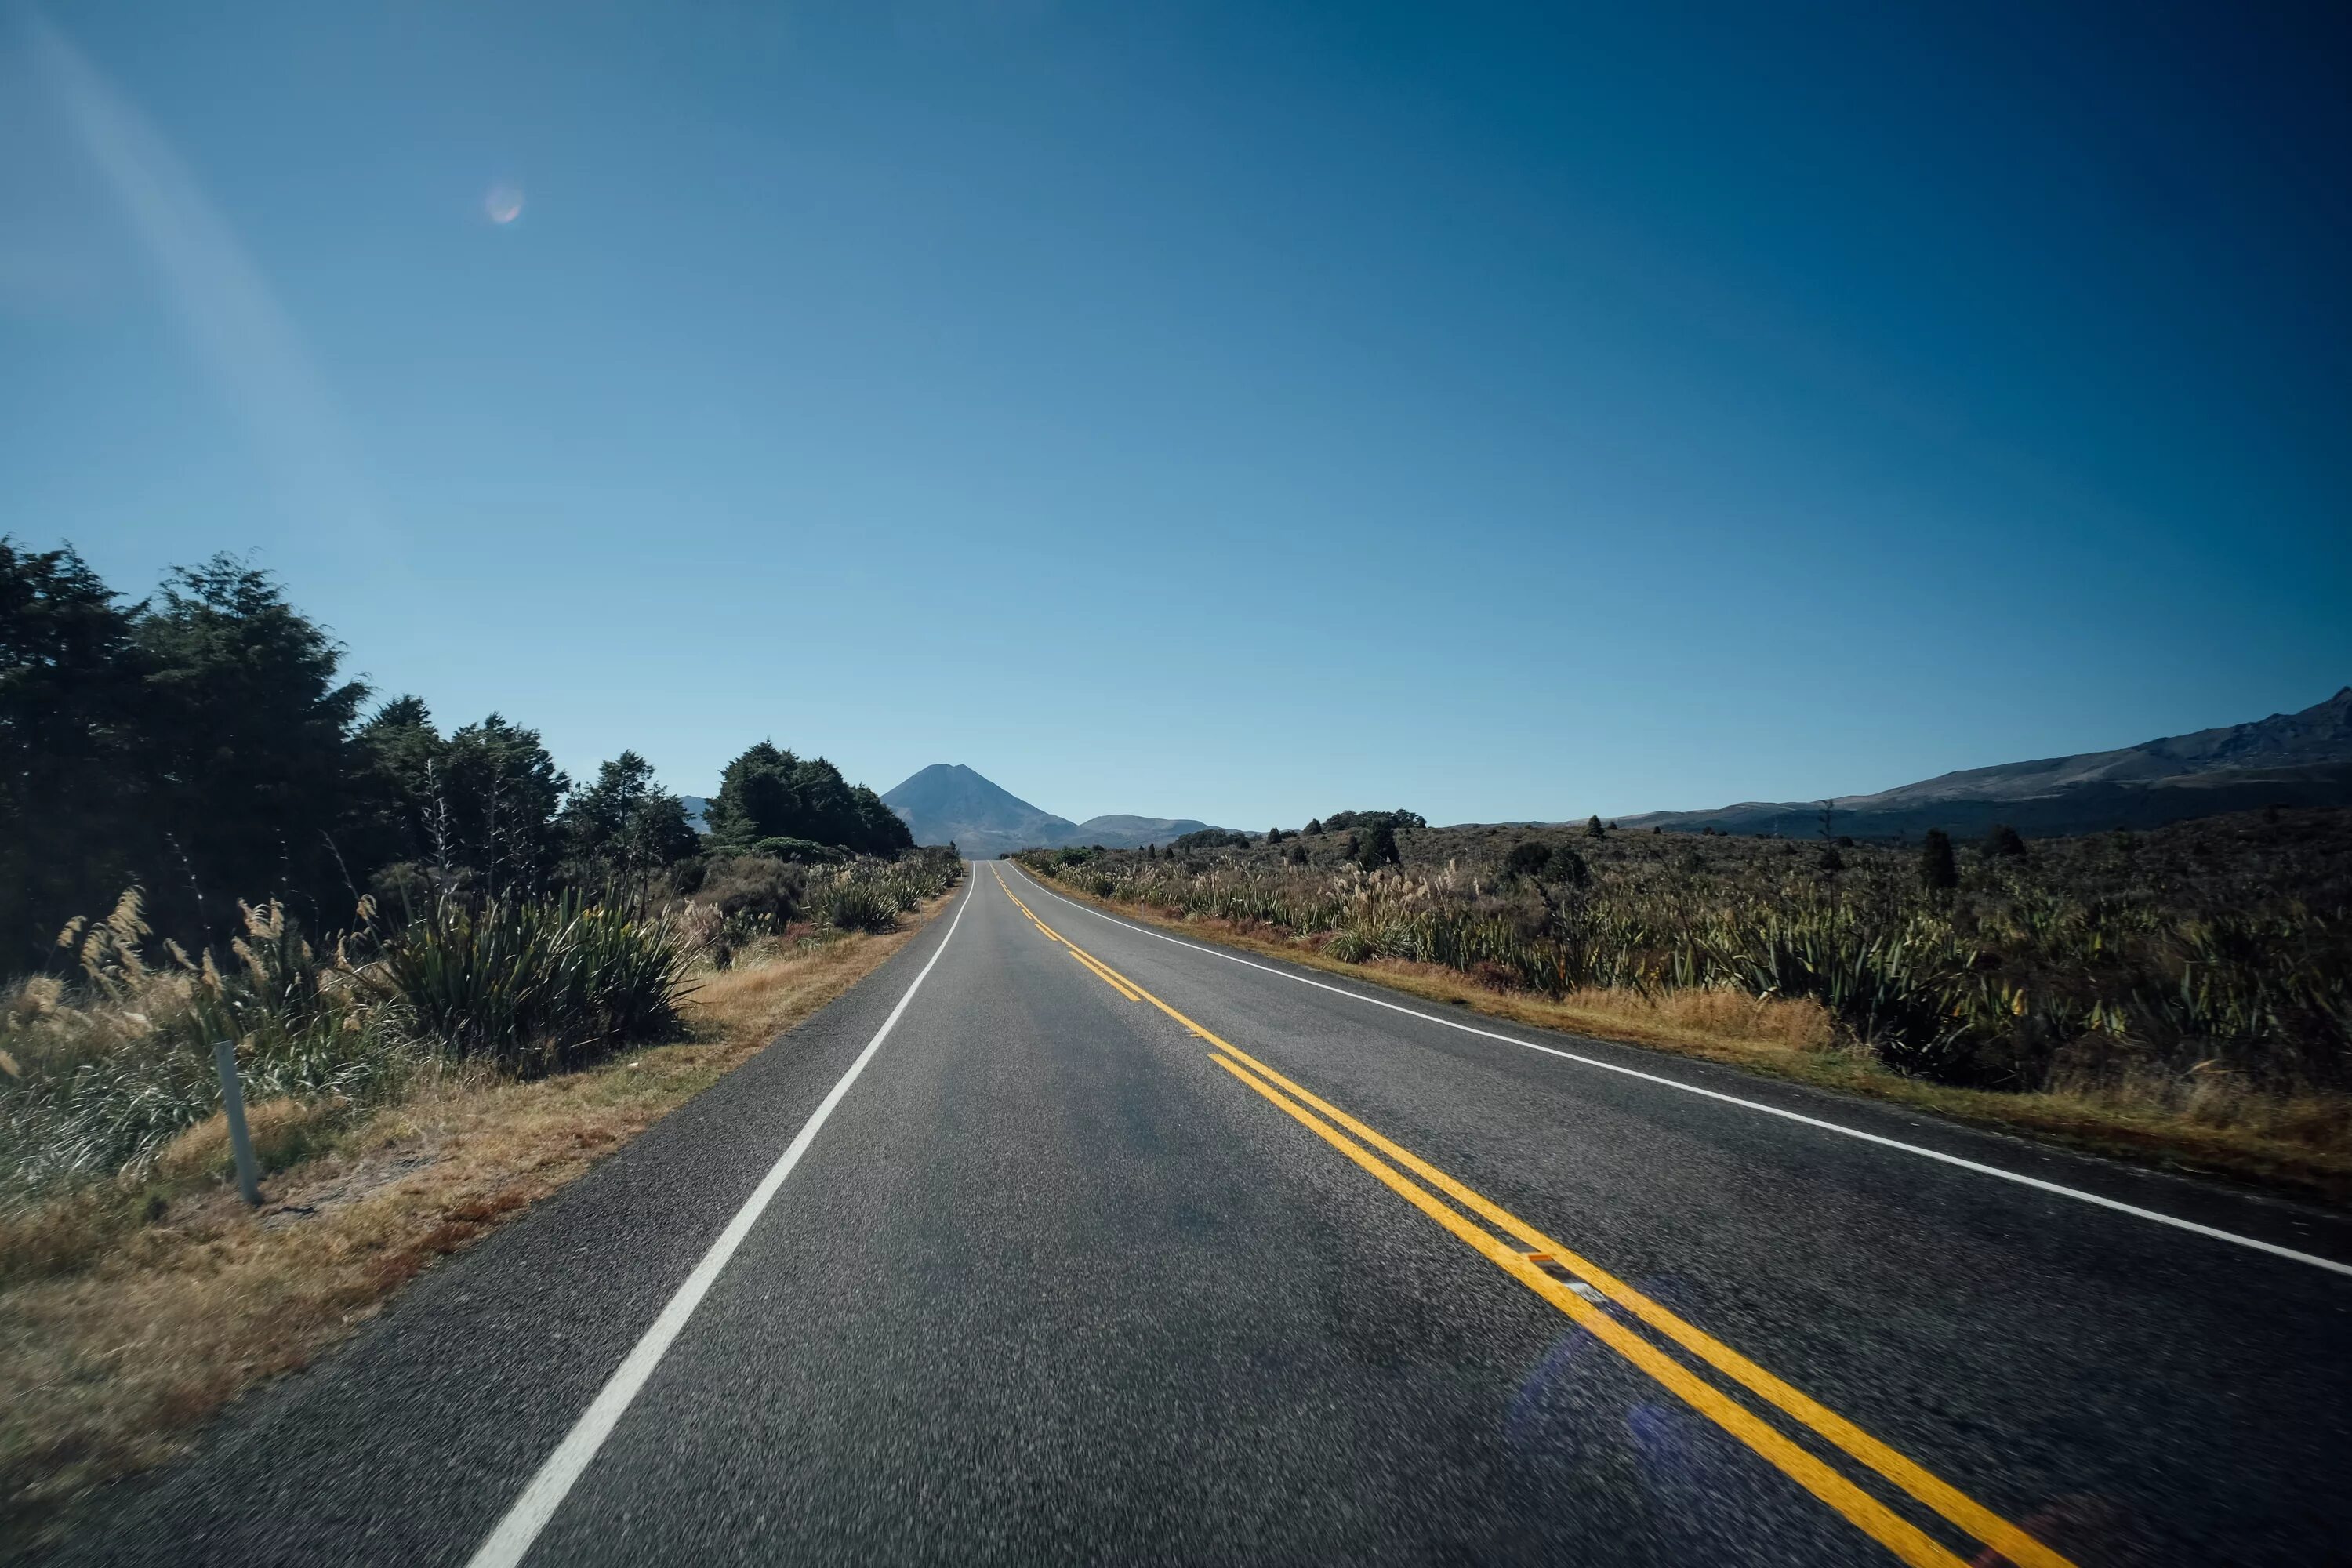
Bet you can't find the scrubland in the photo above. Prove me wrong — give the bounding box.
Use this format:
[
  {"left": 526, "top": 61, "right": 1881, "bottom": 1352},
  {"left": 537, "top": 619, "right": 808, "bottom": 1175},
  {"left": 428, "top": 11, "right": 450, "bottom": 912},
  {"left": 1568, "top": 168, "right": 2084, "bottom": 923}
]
[
  {"left": 1022, "top": 808, "right": 2351, "bottom": 1198},
  {"left": 0, "top": 851, "right": 960, "bottom": 1552}
]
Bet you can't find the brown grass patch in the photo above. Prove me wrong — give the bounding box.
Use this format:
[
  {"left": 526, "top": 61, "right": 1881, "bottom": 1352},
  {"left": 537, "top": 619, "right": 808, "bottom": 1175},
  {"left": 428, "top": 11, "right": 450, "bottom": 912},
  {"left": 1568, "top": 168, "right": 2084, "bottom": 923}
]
[
  {"left": 1019, "top": 870, "right": 2352, "bottom": 1205},
  {"left": 0, "top": 891, "right": 955, "bottom": 1556}
]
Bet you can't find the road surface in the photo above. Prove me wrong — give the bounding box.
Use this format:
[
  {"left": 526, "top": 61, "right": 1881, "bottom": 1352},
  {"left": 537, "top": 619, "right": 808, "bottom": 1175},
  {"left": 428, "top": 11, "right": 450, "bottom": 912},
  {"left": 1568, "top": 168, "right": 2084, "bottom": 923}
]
[{"left": 51, "top": 862, "right": 2352, "bottom": 1566}]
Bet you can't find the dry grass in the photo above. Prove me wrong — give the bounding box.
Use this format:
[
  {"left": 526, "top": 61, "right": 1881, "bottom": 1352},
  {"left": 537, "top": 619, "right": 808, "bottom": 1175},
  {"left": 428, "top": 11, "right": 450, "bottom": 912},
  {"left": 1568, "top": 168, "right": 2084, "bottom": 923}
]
[
  {"left": 0, "top": 893, "right": 953, "bottom": 1557},
  {"left": 1019, "top": 871, "right": 2352, "bottom": 1205}
]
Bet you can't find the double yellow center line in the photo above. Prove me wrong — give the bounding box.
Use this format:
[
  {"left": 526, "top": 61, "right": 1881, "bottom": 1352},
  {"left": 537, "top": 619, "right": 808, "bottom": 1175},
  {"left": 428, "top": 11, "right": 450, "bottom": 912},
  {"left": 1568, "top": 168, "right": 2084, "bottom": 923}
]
[{"left": 990, "top": 866, "right": 2071, "bottom": 1568}]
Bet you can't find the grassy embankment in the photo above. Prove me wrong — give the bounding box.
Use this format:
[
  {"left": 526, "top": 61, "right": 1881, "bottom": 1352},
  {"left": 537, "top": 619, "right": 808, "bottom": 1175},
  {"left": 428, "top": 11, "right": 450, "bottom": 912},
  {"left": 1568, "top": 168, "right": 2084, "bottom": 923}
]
[
  {"left": 0, "top": 853, "right": 960, "bottom": 1555},
  {"left": 1018, "top": 808, "right": 2352, "bottom": 1202}
]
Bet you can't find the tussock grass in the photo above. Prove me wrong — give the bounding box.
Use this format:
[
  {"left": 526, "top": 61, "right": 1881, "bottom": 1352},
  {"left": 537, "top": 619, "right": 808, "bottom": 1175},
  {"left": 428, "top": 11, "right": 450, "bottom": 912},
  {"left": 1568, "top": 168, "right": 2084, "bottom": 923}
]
[
  {"left": 0, "top": 885, "right": 957, "bottom": 1556},
  {"left": 1023, "top": 867, "right": 2352, "bottom": 1203}
]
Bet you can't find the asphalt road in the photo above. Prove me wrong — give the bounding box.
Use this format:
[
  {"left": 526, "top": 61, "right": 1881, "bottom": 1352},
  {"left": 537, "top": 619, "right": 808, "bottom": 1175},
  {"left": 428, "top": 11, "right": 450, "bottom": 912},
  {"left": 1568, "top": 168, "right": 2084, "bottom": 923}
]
[{"left": 50, "top": 862, "right": 2352, "bottom": 1566}]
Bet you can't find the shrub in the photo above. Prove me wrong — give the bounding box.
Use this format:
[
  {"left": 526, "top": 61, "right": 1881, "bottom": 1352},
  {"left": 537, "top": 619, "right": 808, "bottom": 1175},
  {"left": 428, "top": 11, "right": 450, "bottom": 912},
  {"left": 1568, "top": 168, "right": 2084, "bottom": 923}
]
[
  {"left": 1172, "top": 828, "right": 1250, "bottom": 851},
  {"left": 695, "top": 856, "right": 808, "bottom": 960},
  {"left": 749, "top": 837, "right": 842, "bottom": 864},
  {"left": 1587, "top": 815, "right": 1606, "bottom": 838},
  {"left": 376, "top": 893, "right": 694, "bottom": 1075},
  {"left": 1356, "top": 821, "right": 1401, "bottom": 870},
  {"left": 818, "top": 879, "right": 900, "bottom": 933},
  {"left": 808, "top": 851, "right": 962, "bottom": 935},
  {"left": 4, "top": 894, "right": 411, "bottom": 1197},
  {"left": 1323, "top": 809, "right": 1426, "bottom": 833},
  {"left": 1503, "top": 841, "right": 1554, "bottom": 880},
  {"left": 1016, "top": 811, "right": 2352, "bottom": 1095},
  {"left": 1986, "top": 823, "right": 2027, "bottom": 859}
]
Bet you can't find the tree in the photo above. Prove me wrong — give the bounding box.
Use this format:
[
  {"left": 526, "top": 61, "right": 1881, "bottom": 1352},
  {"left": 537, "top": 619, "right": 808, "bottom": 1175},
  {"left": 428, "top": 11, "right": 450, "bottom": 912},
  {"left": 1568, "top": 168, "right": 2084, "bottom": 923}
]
[
  {"left": 1325, "top": 808, "right": 1426, "bottom": 833},
  {"left": 1304, "top": 818, "right": 1323, "bottom": 835},
  {"left": 1287, "top": 844, "right": 1308, "bottom": 865},
  {"left": 852, "top": 784, "right": 915, "bottom": 855},
  {"left": 1587, "top": 815, "right": 1606, "bottom": 838},
  {"left": 1356, "top": 819, "right": 1400, "bottom": 870},
  {"left": 707, "top": 741, "right": 910, "bottom": 857},
  {"left": 1920, "top": 829, "right": 1958, "bottom": 894},
  {"left": 1267, "top": 826, "right": 1283, "bottom": 845},
  {"left": 707, "top": 742, "right": 800, "bottom": 850},
  {"left": 347, "top": 695, "right": 447, "bottom": 873},
  {"left": 132, "top": 554, "right": 370, "bottom": 933},
  {"left": 1985, "top": 823, "right": 2027, "bottom": 859},
  {"left": 564, "top": 751, "right": 698, "bottom": 870},
  {"left": 0, "top": 540, "right": 149, "bottom": 964},
  {"left": 437, "top": 714, "right": 568, "bottom": 891},
  {"left": 1549, "top": 846, "right": 1589, "bottom": 888}
]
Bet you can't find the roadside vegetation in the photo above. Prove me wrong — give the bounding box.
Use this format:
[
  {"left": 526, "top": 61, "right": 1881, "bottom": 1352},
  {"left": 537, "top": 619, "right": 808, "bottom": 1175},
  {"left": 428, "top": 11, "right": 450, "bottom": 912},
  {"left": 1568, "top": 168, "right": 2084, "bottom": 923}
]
[
  {"left": 1022, "top": 807, "right": 2352, "bottom": 1199},
  {"left": 0, "top": 538, "right": 963, "bottom": 1547}
]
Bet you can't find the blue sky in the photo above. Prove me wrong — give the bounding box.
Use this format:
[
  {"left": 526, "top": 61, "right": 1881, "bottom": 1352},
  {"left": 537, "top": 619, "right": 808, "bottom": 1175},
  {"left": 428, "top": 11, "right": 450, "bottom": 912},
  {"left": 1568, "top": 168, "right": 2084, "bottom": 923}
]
[{"left": 5, "top": 2, "right": 2347, "bottom": 827}]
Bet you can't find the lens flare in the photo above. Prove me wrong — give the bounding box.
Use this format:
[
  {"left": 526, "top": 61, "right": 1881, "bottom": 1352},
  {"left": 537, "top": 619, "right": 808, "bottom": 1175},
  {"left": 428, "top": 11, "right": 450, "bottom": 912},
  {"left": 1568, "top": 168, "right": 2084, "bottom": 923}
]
[{"left": 484, "top": 183, "right": 524, "bottom": 225}]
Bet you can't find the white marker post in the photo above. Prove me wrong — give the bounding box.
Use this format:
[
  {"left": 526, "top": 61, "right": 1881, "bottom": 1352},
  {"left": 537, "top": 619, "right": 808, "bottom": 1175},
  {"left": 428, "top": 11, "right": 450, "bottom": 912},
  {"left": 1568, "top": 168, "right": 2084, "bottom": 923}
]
[{"left": 212, "top": 1036, "right": 261, "bottom": 1206}]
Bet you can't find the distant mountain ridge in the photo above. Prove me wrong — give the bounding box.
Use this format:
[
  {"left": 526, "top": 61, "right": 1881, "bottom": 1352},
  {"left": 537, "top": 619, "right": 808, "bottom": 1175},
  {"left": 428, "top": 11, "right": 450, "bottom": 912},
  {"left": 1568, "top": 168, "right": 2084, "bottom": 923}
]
[
  {"left": 880, "top": 764, "right": 1220, "bottom": 856},
  {"left": 1618, "top": 686, "right": 2352, "bottom": 839}
]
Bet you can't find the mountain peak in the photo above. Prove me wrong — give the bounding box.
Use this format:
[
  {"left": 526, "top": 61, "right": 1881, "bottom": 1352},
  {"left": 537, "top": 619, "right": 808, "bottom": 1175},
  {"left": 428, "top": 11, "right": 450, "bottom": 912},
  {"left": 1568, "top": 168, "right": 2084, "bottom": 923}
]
[{"left": 880, "top": 764, "right": 1220, "bottom": 856}]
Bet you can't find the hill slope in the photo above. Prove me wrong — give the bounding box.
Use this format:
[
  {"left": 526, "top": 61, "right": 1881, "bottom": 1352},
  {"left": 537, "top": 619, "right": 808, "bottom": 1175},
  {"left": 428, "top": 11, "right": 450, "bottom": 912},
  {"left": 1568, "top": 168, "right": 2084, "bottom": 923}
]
[
  {"left": 881, "top": 765, "right": 1218, "bottom": 855},
  {"left": 881, "top": 764, "right": 1076, "bottom": 856},
  {"left": 1620, "top": 687, "right": 2352, "bottom": 838}
]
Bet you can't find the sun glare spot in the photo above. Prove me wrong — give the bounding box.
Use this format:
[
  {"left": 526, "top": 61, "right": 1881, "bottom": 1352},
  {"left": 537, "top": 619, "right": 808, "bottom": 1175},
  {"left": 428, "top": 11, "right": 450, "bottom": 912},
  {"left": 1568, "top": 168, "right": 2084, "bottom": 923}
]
[{"left": 484, "top": 183, "right": 524, "bottom": 225}]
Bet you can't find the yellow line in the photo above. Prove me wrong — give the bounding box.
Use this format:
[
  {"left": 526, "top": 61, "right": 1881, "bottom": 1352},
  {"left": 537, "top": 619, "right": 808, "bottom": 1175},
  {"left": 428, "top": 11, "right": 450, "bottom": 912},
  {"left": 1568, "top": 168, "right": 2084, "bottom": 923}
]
[
  {"left": 1207, "top": 1044, "right": 2074, "bottom": 1568},
  {"left": 1203, "top": 1051, "right": 1970, "bottom": 1568},
  {"left": 1068, "top": 946, "right": 1143, "bottom": 1001},
  {"left": 994, "top": 862, "right": 2064, "bottom": 1566}
]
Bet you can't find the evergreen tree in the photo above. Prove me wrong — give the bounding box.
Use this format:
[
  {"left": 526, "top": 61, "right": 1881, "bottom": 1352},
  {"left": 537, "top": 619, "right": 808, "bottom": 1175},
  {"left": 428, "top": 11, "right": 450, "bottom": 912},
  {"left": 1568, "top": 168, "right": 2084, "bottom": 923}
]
[
  {"left": 564, "top": 751, "right": 698, "bottom": 869},
  {"left": 1, "top": 541, "right": 148, "bottom": 964},
  {"left": 438, "top": 714, "right": 568, "bottom": 891},
  {"left": 1357, "top": 819, "right": 1400, "bottom": 869},
  {"left": 348, "top": 695, "right": 445, "bottom": 872},
  {"left": 131, "top": 554, "right": 371, "bottom": 932},
  {"left": 851, "top": 783, "right": 915, "bottom": 855},
  {"left": 706, "top": 741, "right": 802, "bottom": 849},
  {"left": 707, "top": 741, "right": 910, "bottom": 856},
  {"left": 1587, "top": 815, "right": 1606, "bottom": 838},
  {"left": 1985, "top": 823, "right": 2027, "bottom": 859},
  {"left": 1920, "top": 829, "right": 1959, "bottom": 893}
]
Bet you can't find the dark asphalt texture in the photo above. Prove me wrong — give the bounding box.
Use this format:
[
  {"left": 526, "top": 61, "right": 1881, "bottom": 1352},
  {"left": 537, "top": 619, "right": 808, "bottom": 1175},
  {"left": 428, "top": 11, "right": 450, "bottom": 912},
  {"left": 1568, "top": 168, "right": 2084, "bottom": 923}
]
[{"left": 45, "top": 863, "right": 2352, "bottom": 1566}]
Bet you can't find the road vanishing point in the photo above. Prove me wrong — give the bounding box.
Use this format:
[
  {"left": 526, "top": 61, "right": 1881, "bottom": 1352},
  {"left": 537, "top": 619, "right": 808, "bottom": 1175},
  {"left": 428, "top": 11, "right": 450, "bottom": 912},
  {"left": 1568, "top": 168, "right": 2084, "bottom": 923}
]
[{"left": 53, "top": 864, "right": 2352, "bottom": 1566}]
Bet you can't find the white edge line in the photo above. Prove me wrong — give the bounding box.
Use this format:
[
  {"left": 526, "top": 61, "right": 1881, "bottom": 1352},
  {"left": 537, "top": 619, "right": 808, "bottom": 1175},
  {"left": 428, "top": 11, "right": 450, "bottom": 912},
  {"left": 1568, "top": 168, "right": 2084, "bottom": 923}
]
[
  {"left": 1007, "top": 864, "right": 2352, "bottom": 1279},
  {"left": 466, "top": 875, "right": 978, "bottom": 1568}
]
